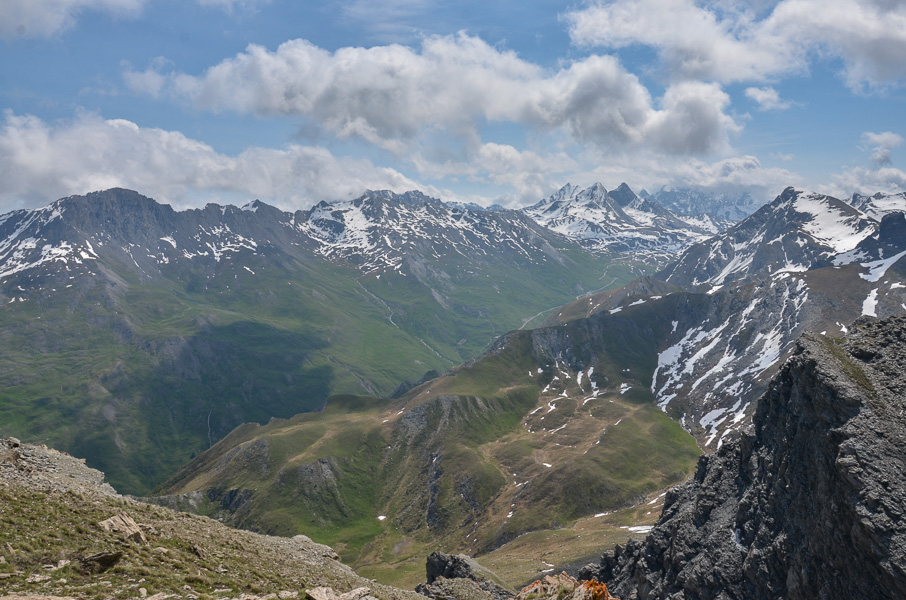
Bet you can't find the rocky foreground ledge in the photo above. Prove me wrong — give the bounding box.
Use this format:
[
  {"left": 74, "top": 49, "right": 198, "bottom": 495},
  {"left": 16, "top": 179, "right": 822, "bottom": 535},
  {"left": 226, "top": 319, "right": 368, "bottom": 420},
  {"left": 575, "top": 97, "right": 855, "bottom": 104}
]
[
  {"left": 580, "top": 314, "right": 906, "bottom": 599},
  {"left": 0, "top": 436, "right": 423, "bottom": 600},
  {"left": 0, "top": 437, "right": 622, "bottom": 600}
]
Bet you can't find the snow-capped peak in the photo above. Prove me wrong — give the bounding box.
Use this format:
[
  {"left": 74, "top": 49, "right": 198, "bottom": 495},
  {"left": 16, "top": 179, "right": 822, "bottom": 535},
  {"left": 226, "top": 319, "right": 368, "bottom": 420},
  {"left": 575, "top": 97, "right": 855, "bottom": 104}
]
[
  {"left": 523, "top": 182, "right": 722, "bottom": 263},
  {"left": 849, "top": 191, "right": 906, "bottom": 221},
  {"left": 660, "top": 187, "right": 887, "bottom": 289},
  {"left": 791, "top": 190, "right": 875, "bottom": 254}
]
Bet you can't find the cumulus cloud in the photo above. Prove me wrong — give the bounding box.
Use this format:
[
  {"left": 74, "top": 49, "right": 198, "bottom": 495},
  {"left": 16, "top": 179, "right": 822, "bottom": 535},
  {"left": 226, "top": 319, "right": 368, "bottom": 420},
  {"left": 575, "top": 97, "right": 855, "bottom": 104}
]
[
  {"left": 0, "top": 0, "right": 145, "bottom": 39},
  {"left": 566, "top": 0, "right": 906, "bottom": 90},
  {"left": 821, "top": 166, "right": 906, "bottom": 198},
  {"left": 125, "top": 33, "right": 741, "bottom": 156},
  {"left": 0, "top": 111, "right": 427, "bottom": 211},
  {"left": 745, "top": 86, "right": 794, "bottom": 110},
  {"left": 410, "top": 142, "right": 579, "bottom": 205},
  {"left": 567, "top": 0, "right": 796, "bottom": 82},
  {"left": 646, "top": 81, "right": 740, "bottom": 154},
  {"left": 861, "top": 131, "right": 903, "bottom": 165},
  {"left": 668, "top": 154, "right": 800, "bottom": 197},
  {"left": 577, "top": 152, "right": 801, "bottom": 204}
]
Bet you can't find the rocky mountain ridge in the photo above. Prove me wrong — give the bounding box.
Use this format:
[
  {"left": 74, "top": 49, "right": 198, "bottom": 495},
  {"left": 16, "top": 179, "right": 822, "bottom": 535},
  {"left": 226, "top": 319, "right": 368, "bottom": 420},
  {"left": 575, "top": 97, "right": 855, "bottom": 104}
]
[
  {"left": 524, "top": 183, "right": 728, "bottom": 267},
  {"left": 645, "top": 188, "right": 759, "bottom": 222},
  {"left": 0, "top": 187, "right": 627, "bottom": 493},
  {"left": 142, "top": 186, "right": 903, "bottom": 579},
  {"left": 545, "top": 187, "right": 906, "bottom": 447},
  {"left": 0, "top": 187, "right": 599, "bottom": 288},
  {"left": 0, "top": 436, "right": 423, "bottom": 600},
  {"left": 657, "top": 187, "right": 889, "bottom": 290},
  {"left": 302, "top": 190, "right": 569, "bottom": 276},
  {"left": 580, "top": 313, "right": 906, "bottom": 599}
]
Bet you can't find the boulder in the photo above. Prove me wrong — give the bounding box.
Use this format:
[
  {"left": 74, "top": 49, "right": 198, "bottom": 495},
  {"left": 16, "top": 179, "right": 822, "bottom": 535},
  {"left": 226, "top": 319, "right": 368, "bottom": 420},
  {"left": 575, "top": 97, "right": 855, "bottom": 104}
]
[
  {"left": 416, "top": 552, "right": 514, "bottom": 600},
  {"left": 98, "top": 512, "right": 147, "bottom": 544},
  {"left": 77, "top": 551, "right": 123, "bottom": 574},
  {"left": 516, "top": 573, "right": 617, "bottom": 600}
]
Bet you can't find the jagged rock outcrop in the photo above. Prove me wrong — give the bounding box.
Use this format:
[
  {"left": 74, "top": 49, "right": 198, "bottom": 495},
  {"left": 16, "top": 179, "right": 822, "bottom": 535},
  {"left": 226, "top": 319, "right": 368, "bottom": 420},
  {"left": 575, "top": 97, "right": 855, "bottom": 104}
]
[
  {"left": 516, "top": 572, "right": 618, "bottom": 600},
  {"left": 416, "top": 552, "right": 515, "bottom": 600},
  {"left": 579, "top": 314, "right": 906, "bottom": 599}
]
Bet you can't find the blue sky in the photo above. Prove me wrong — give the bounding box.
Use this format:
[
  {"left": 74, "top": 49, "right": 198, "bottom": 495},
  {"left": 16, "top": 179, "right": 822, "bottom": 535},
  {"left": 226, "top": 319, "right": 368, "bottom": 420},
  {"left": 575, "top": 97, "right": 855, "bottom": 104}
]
[{"left": 1, "top": 0, "right": 904, "bottom": 212}]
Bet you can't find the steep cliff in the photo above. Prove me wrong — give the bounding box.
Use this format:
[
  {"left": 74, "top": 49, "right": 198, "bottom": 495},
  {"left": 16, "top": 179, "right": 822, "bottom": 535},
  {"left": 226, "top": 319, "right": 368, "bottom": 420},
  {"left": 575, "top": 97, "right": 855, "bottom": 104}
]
[{"left": 580, "top": 313, "right": 906, "bottom": 599}]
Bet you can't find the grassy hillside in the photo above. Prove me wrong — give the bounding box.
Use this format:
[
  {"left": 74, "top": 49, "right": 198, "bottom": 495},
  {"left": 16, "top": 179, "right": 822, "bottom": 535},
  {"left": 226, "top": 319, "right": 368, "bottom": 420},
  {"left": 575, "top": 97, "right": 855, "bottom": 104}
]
[
  {"left": 0, "top": 230, "right": 643, "bottom": 496},
  {"left": 0, "top": 254, "right": 457, "bottom": 494},
  {"left": 0, "top": 439, "right": 422, "bottom": 600},
  {"left": 154, "top": 300, "right": 702, "bottom": 584}
]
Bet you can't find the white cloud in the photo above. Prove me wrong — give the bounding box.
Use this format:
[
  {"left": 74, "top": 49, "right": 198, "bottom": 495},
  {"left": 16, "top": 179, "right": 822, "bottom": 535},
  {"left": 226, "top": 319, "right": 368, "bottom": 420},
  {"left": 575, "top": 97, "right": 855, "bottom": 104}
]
[
  {"left": 410, "top": 142, "right": 579, "bottom": 205},
  {"left": 666, "top": 155, "right": 800, "bottom": 198},
  {"left": 0, "top": 0, "right": 272, "bottom": 39},
  {"left": 576, "top": 152, "right": 801, "bottom": 204},
  {"left": 821, "top": 166, "right": 906, "bottom": 198},
  {"left": 566, "top": 0, "right": 800, "bottom": 82},
  {"left": 861, "top": 131, "right": 903, "bottom": 165},
  {"left": 196, "top": 0, "right": 271, "bottom": 10},
  {"left": 126, "top": 33, "right": 741, "bottom": 156},
  {"left": 646, "top": 81, "right": 740, "bottom": 154},
  {"left": 566, "top": 0, "right": 906, "bottom": 90},
  {"left": 0, "top": 0, "right": 145, "bottom": 39},
  {"left": 745, "top": 86, "right": 794, "bottom": 110},
  {"left": 337, "top": 0, "right": 434, "bottom": 43},
  {"left": 121, "top": 57, "right": 174, "bottom": 98},
  {"left": 0, "top": 111, "right": 427, "bottom": 211}
]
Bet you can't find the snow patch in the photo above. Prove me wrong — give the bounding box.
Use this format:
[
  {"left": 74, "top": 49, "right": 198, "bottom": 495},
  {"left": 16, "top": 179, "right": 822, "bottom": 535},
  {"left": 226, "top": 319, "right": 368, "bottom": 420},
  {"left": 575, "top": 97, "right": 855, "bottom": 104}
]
[
  {"left": 861, "top": 250, "right": 906, "bottom": 283},
  {"left": 862, "top": 288, "right": 879, "bottom": 317}
]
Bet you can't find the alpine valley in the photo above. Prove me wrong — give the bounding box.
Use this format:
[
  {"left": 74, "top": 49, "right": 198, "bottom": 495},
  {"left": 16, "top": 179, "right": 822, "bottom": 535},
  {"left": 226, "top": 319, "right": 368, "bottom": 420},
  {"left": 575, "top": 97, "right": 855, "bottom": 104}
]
[
  {"left": 1, "top": 183, "right": 905, "bottom": 597},
  {"left": 0, "top": 183, "right": 714, "bottom": 494}
]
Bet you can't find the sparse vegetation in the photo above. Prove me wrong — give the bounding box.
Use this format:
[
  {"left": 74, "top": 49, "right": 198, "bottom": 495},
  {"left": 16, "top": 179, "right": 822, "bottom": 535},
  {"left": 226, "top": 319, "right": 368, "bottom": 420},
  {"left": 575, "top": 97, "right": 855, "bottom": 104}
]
[
  {"left": 0, "top": 454, "right": 420, "bottom": 600},
  {"left": 0, "top": 225, "right": 638, "bottom": 497},
  {"left": 821, "top": 335, "right": 875, "bottom": 394},
  {"left": 151, "top": 305, "right": 701, "bottom": 588}
]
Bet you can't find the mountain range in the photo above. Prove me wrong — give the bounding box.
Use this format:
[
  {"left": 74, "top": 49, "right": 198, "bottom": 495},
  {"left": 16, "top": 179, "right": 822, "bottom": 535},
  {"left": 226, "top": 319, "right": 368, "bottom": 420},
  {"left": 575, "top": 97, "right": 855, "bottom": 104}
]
[
  {"left": 546, "top": 187, "right": 906, "bottom": 447},
  {"left": 122, "top": 186, "right": 899, "bottom": 580},
  {"left": 0, "top": 184, "right": 717, "bottom": 493},
  {"left": 644, "top": 187, "right": 760, "bottom": 222},
  {"left": 4, "top": 314, "right": 906, "bottom": 599},
  {"left": 525, "top": 183, "right": 729, "bottom": 267},
  {"left": 1, "top": 181, "right": 903, "bottom": 591},
  {"left": 581, "top": 313, "right": 906, "bottom": 599},
  {"left": 142, "top": 186, "right": 905, "bottom": 578}
]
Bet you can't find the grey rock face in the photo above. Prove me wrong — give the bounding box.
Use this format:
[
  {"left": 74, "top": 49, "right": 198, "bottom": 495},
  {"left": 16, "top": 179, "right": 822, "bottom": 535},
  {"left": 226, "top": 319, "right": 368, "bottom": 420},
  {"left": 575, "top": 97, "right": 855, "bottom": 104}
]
[
  {"left": 416, "top": 552, "right": 514, "bottom": 600},
  {"left": 523, "top": 183, "right": 725, "bottom": 264},
  {"left": 657, "top": 187, "right": 877, "bottom": 290},
  {"left": 651, "top": 188, "right": 759, "bottom": 222},
  {"left": 580, "top": 314, "right": 906, "bottom": 600}
]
